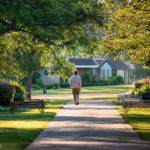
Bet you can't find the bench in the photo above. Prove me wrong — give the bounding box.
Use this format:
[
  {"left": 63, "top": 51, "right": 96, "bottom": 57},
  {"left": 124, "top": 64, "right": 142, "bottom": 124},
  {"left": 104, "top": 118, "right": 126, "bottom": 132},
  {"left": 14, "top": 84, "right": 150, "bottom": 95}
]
[
  {"left": 122, "top": 98, "right": 150, "bottom": 114},
  {"left": 10, "top": 99, "right": 45, "bottom": 114},
  {"left": 117, "top": 92, "right": 140, "bottom": 101}
]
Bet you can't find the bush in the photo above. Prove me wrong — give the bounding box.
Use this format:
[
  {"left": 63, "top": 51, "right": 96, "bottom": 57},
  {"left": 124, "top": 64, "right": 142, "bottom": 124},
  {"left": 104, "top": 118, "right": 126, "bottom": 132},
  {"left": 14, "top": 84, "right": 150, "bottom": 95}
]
[
  {"left": 53, "top": 83, "right": 59, "bottom": 89},
  {"left": 46, "top": 84, "right": 54, "bottom": 89},
  {"left": 116, "top": 76, "right": 123, "bottom": 84},
  {"left": 0, "top": 81, "right": 15, "bottom": 106},
  {"left": 107, "top": 76, "right": 123, "bottom": 85},
  {"left": 59, "top": 83, "right": 69, "bottom": 88},
  {"left": 12, "top": 81, "right": 26, "bottom": 101},
  {"left": 135, "top": 85, "right": 150, "bottom": 96},
  {"left": 32, "top": 84, "right": 41, "bottom": 90},
  {"left": 46, "top": 83, "right": 59, "bottom": 89},
  {"left": 81, "top": 73, "right": 90, "bottom": 83},
  {"left": 100, "top": 80, "right": 110, "bottom": 86},
  {"left": 36, "top": 78, "right": 44, "bottom": 88}
]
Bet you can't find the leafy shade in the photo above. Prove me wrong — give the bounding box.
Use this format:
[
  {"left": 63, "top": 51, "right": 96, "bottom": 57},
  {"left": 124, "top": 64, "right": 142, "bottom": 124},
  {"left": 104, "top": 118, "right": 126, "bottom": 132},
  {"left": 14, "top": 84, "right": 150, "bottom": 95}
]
[
  {"left": 101, "top": 0, "right": 150, "bottom": 67},
  {"left": 0, "top": 0, "right": 104, "bottom": 42}
]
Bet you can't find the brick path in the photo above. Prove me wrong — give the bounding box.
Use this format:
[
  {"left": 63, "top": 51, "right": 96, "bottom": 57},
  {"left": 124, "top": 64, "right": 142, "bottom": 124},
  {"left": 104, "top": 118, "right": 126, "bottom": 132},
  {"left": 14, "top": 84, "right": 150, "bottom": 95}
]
[{"left": 26, "top": 100, "right": 150, "bottom": 150}]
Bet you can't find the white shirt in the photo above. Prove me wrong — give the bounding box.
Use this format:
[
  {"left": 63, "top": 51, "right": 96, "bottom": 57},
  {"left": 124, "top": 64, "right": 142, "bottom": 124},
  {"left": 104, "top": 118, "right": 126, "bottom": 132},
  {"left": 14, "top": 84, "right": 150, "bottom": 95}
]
[{"left": 70, "top": 75, "right": 82, "bottom": 88}]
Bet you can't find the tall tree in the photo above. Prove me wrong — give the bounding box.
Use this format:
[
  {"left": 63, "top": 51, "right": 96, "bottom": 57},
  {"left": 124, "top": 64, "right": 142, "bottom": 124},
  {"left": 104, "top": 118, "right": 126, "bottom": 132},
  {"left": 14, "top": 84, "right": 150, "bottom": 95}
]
[
  {"left": 101, "top": 0, "right": 150, "bottom": 66},
  {"left": 1, "top": 32, "right": 50, "bottom": 98},
  {"left": 0, "top": 0, "right": 104, "bottom": 98},
  {"left": 0, "top": 0, "right": 104, "bottom": 40}
]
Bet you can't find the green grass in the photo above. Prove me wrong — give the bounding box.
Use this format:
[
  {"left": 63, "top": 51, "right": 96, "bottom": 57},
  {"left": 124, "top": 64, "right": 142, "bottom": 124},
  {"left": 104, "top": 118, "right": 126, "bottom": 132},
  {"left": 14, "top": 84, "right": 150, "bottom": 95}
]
[
  {"left": 1, "top": 84, "right": 149, "bottom": 150},
  {"left": 0, "top": 99, "right": 69, "bottom": 150},
  {"left": 32, "top": 84, "right": 132, "bottom": 95},
  {"left": 114, "top": 100, "right": 150, "bottom": 142}
]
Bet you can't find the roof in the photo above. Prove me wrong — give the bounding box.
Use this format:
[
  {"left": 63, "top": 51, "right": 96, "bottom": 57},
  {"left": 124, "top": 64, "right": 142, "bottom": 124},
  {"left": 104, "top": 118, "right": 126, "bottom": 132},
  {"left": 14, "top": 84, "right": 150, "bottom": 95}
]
[
  {"left": 126, "top": 63, "right": 143, "bottom": 69},
  {"left": 69, "top": 58, "right": 99, "bottom": 68},
  {"left": 99, "top": 60, "right": 129, "bottom": 70}
]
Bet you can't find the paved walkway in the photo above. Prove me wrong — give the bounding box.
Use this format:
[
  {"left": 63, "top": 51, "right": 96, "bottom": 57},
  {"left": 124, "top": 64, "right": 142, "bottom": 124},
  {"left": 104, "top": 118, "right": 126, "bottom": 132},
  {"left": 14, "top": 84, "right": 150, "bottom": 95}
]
[
  {"left": 26, "top": 100, "right": 150, "bottom": 150},
  {"left": 32, "top": 93, "right": 119, "bottom": 99}
]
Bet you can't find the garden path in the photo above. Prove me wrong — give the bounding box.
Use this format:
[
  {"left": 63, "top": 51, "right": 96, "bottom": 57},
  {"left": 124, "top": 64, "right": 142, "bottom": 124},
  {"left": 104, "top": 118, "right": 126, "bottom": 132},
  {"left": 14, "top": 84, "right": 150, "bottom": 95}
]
[
  {"left": 26, "top": 100, "right": 150, "bottom": 150},
  {"left": 32, "top": 93, "right": 119, "bottom": 99}
]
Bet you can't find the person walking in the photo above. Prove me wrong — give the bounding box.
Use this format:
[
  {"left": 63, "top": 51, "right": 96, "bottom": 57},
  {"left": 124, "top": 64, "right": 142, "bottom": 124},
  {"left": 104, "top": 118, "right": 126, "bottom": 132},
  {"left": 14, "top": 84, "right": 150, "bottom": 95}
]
[{"left": 70, "top": 70, "right": 82, "bottom": 105}]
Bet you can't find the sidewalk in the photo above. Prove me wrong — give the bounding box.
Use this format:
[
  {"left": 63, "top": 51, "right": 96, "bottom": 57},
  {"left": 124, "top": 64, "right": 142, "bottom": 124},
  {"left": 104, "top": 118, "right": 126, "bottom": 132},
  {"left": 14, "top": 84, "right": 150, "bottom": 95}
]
[
  {"left": 32, "top": 93, "right": 119, "bottom": 99},
  {"left": 26, "top": 100, "right": 150, "bottom": 150}
]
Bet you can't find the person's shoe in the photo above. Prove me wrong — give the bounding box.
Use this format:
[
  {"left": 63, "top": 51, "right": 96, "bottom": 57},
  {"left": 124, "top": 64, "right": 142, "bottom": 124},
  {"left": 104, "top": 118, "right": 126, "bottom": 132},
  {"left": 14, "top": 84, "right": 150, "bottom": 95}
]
[{"left": 76, "top": 101, "right": 79, "bottom": 105}]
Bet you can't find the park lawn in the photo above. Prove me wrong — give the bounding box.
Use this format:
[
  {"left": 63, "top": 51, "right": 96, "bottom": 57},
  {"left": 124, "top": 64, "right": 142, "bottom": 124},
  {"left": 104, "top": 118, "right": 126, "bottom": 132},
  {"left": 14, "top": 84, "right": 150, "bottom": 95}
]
[
  {"left": 32, "top": 84, "right": 132, "bottom": 95},
  {"left": 114, "top": 100, "right": 150, "bottom": 143},
  {"left": 0, "top": 99, "right": 69, "bottom": 150}
]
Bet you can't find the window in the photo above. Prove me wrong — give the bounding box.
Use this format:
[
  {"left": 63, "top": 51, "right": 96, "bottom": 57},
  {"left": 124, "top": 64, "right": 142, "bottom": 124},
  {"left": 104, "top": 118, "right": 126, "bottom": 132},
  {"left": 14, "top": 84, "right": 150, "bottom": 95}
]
[{"left": 101, "top": 69, "right": 112, "bottom": 80}]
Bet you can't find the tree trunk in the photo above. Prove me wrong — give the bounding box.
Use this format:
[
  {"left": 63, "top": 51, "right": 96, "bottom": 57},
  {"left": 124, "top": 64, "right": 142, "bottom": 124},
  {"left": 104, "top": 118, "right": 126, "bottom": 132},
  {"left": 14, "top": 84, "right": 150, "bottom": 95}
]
[
  {"left": 26, "top": 51, "right": 34, "bottom": 100},
  {"left": 26, "top": 69, "right": 32, "bottom": 99}
]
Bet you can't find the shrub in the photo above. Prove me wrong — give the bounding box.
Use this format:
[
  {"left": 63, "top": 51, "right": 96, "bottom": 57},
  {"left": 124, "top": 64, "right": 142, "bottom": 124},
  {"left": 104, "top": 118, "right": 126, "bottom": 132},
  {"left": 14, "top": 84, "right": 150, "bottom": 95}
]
[
  {"left": 46, "top": 83, "right": 59, "bottom": 89},
  {"left": 107, "top": 76, "right": 123, "bottom": 85},
  {"left": 46, "top": 84, "right": 53, "bottom": 89},
  {"left": 36, "top": 78, "right": 44, "bottom": 88},
  {"left": 116, "top": 76, "right": 123, "bottom": 84},
  {"left": 32, "top": 84, "right": 41, "bottom": 90},
  {"left": 0, "top": 81, "right": 15, "bottom": 106},
  {"left": 12, "top": 81, "right": 26, "bottom": 101},
  {"left": 135, "top": 85, "right": 150, "bottom": 96},
  {"left": 82, "top": 82, "right": 92, "bottom": 87},
  {"left": 81, "top": 73, "right": 90, "bottom": 83},
  {"left": 100, "top": 80, "right": 109, "bottom": 86},
  {"left": 53, "top": 83, "right": 59, "bottom": 89},
  {"left": 107, "top": 76, "right": 117, "bottom": 85},
  {"left": 59, "top": 83, "right": 69, "bottom": 88}
]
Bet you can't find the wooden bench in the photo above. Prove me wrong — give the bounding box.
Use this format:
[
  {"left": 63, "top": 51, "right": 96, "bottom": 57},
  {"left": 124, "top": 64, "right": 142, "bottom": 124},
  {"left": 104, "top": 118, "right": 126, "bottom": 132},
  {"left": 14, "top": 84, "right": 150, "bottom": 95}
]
[
  {"left": 10, "top": 99, "right": 45, "bottom": 114},
  {"left": 117, "top": 92, "right": 140, "bottom": 101},
  {"left": 122, "top": 98, "right": 150, "bottom": 114}
]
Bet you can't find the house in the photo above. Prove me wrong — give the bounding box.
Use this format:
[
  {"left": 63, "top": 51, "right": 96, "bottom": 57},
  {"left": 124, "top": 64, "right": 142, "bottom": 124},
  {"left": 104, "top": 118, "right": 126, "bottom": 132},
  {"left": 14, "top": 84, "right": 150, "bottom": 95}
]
[
  {"left": 69, "top": 55, "right": 144, "bottom": 84},
  {"left": 39, "top": 55, "right": 146, "bottom": 85},
  {"left": 39, "top": 67, "right": 60, "bottom": 85}
]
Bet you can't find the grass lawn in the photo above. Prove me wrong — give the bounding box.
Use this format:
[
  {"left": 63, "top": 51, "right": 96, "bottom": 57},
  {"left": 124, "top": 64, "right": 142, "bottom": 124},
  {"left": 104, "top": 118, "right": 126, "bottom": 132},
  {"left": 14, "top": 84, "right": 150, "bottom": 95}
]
[
  {"left": 114, "top": 100, "right": 150, "bottom": 143},
  {"left": 1, "top": 85, "right": 149, "bottom": 150},
  {"left": 32, "top": 84, "right": 132, "bottom": 95},
  {"left": 0, "top": 99, "right": 69, "bottom": 150}
]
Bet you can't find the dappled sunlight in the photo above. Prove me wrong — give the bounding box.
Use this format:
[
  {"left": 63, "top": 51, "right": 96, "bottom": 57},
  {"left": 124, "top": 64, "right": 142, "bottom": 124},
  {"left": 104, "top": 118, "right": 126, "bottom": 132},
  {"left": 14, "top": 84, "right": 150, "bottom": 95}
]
[
  {"left": 114, "top": 100, "right": 150, "bottom": 143},
  {"left": 26, "top": 100, "right": 150, "bottom": 150}
]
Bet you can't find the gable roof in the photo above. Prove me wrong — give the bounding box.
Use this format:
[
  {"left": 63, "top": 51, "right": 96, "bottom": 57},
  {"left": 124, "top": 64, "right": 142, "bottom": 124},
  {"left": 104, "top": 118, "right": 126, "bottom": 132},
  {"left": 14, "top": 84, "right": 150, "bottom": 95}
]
[
  {"left": 97, "top": 60, "right": 129, "bottom": 70},
  {"left": 69, "top": 58, "right": 99, "bottom": 68}
]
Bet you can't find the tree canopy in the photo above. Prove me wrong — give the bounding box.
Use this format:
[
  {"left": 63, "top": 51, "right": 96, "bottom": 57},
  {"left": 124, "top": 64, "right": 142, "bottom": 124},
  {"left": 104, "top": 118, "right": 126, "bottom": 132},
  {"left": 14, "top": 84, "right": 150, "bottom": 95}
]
[
  {"left": 101, "top": 0, "right": 150, "bottom": 67},
  {"left": 0, "top": 0, "right": 104, "bottom": 74}
]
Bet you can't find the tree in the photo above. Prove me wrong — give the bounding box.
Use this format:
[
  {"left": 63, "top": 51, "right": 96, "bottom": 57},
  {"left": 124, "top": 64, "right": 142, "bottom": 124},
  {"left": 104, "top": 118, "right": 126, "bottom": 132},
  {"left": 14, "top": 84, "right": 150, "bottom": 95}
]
[
  {"left": 0, "top": 0, "right": 104, "bottom": 98},
  {"left": 101, "top": 0, "right": 150, "bottom": 66},
  {"left": 1, "top": 32, "right": 50, "bottom": 98},
  {"left": 0, "top": 0, "right": 103, "bottom": 40}
]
